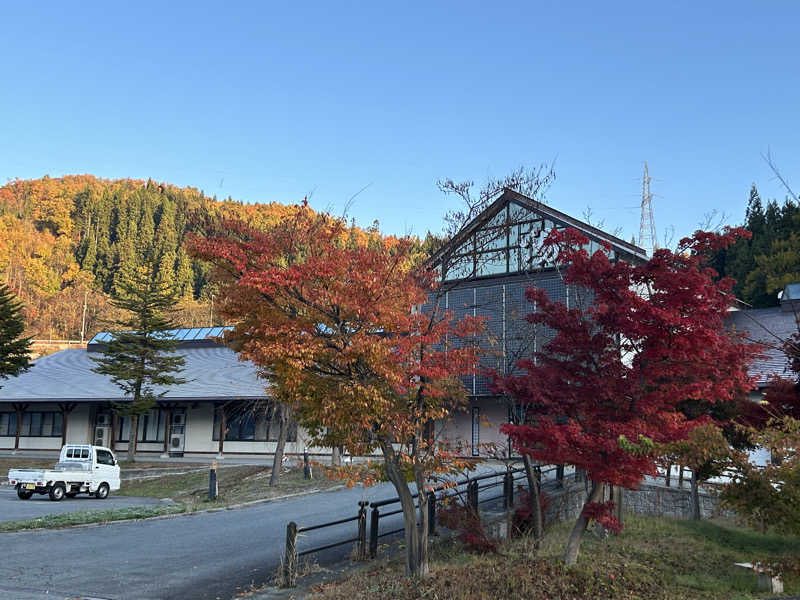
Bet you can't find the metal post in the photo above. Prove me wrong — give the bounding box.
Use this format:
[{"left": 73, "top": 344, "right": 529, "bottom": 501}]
[
  {"left": 556, "top": 464, "right": 564, "bottom": 487},
  {"left": 503, "top": 471, "right": 512, "bottom": 509},
  {"left": 208, "top": 460, "right": 218, "bottom": 500},
  {"left": 357, "top": 501, "right": 368, "bottom": 561},
  {"left": 427, "top": 491, "right": 436, "bottom": 536},
  {"left": 284, "top": 521, "right": 297, "bottom": 587},
  {"left": 303, "top": 448, "right": 312, "bottom": 480},
  {"left": 369, "top": 506, "right": 380, "bottom": 558}
]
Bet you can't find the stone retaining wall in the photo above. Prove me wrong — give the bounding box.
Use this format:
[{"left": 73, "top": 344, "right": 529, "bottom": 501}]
[{"left": 542, "top": 481, "right": 719, "bottom": 525}]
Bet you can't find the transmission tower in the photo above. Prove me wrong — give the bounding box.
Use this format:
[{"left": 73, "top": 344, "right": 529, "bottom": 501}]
[{"left": 639, "top": 162, "right": 658, "bottom": 255}]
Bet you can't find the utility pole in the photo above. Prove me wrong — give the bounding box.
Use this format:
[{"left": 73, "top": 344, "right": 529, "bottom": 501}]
[{"left": 639, "top": 162, "right": 658, "bottom": 256}]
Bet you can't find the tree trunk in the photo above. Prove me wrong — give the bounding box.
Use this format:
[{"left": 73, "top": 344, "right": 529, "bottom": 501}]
[
  {"left": 381, "top": 442, "right": 428, "bottom": 577},
  {"left": 269, "top": 404, "right": 289, "bottom": 487},
  {"left": 690, "top": 471, "right": 701, "bottom": 520},
  {"left": 522, "top": 454, "right": 543, "bottom": 541},
  {"left": 127, "top": 414, "right": 138, "bottom": 462},
  {"left": 678, "top": 465, "right": 684, "bottom": 489},
  {"left": 665, "top": 463, "right": 672, "bottom": 487},
  {"left": 564, "top": 480, "right": 604, "bottom": 566}
]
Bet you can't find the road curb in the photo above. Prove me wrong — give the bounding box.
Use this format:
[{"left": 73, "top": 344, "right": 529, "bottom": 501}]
[{"left": 0, "top": 484, "right": 347, "bottom": 534}]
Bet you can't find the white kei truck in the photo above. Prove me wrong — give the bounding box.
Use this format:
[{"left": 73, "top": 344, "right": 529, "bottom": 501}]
[{"left": 7, "top": 444, "right": 121, "bottom": 501}]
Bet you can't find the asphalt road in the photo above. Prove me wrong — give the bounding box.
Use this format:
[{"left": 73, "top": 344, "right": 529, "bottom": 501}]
[
  {"left": 0, "top": 465, "right": 514, "bottom": 600},
  {"left": 0, "top": 486, "right": 168, "bottom": 522}
]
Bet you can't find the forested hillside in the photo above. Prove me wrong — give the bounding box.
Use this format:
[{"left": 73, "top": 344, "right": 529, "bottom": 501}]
[
  {"left": 0, "top": 175, "right": 295, "bottom": 340},
  {"left": 711, "top": 184, "right": 800, "bottom": 307}
]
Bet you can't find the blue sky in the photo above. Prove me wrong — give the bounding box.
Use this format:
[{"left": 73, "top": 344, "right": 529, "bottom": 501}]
[{"left": 1, "top": 1, "right": 798, "bottom": 244}]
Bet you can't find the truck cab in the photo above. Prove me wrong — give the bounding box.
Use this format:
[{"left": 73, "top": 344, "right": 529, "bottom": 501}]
[{"left": 8, "top": 445, "right": 121, "bottom": 501}]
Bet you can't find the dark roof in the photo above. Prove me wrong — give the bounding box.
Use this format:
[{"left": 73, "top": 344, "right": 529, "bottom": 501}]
[
  {"left": 726, "top": 307, "right": 799, "bottom": 386},
  {"left": 0, "top": 346, "right": 268, "bottom": 402},
  {"left": 427, "top": 188, "right": 649, "bottom": 268},
  {"left": 87, "top": 326, "right": 233, "bottom": 351}
]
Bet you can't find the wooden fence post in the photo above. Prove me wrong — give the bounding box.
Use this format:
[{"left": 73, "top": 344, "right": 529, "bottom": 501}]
[
  {"left": 427, "top": 491, "right": 436, "bottom": 535},
  {"left": 369, "top": 506, "right": 380, "bottom": 558},
  {"left": 357, "top": 501, "right": 368, "bottom": 561},
  {"left": 284, "top": 521, "right": 297, "bottom": 587}
]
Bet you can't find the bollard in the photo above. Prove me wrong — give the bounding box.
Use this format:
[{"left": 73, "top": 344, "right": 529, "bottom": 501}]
[
  {"left": 208, "top": 460, "right": 218, "bottom": 500},
  {"left": 284, "top": 521, "right": 297, "bottom": 587},
  {"left": 427, "top": 491, "right": 436, "bottom": 536},
  {"left": 369, "top": 506, "right": 380, "bottom": 558},
  {"left": 303, "top": 448, "right": 312, "bottom": 480},
  {"left": 357, "top": 501, "right": 369, "bottom": 561}
]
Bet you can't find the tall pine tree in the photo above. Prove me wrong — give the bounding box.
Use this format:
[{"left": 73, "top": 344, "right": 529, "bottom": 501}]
[
  {"left": 91, "top": 263, "right": 186, "bottom": 461},
  {"left": 0, "top": 285, "right": 32, "bottom": 386}
]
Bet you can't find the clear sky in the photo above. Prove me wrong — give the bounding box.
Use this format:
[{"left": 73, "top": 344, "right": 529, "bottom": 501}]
[{"left": 1, "top": 1, "right": 798, "bottom": 245}]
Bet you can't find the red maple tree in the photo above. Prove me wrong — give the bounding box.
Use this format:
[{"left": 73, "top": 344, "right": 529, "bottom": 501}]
[
  {"left": 494, "top": 227, "right": 757, "bottom": 565},
  {"left": 190, "top": 202, "right": 483, "bottom": 577}
]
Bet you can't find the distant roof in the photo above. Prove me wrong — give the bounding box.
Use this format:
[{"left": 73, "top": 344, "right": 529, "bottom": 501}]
[
  {"left": 0, "top": 345, "right": 268, "bottom": 402},
  {"left": 87, "top": 326, "right": 233, "bottom": 351},
  {"left": 727, "top": 307, "right": 799, "bottom": 386}
]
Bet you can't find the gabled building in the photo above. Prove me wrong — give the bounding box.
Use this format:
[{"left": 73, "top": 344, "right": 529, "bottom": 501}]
[{"left": 426, "top": 188, "right": 647, "bottom": 456}]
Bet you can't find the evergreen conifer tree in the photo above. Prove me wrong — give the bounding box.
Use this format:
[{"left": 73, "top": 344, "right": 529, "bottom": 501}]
[
  {"left": 91, "top": 263, "right": 186, "bottom": 461},
  {"left": 0, "top": 285, "right": 32, "bottom": 386}
]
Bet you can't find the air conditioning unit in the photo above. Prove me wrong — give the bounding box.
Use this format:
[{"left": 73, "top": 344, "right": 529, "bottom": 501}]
[
  {"left": 96, "top": 414, "right": 110, "bottom": 426},
  {"left": 172, "top": 413, "right": 185, "bottom": 426},
  {"left": 94, "top": 426, "right": 110, "bottom": 447}
]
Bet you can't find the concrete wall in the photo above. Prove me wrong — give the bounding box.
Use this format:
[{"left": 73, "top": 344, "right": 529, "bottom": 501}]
[{"left": 439, "top": 397, "right": 510, "bottom": 457}]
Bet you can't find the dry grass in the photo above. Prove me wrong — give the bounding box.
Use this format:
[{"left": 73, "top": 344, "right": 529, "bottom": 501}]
[
  {"left": 308, "top": 515, "right": 800, "bottom": 600},
  {"left": 117, "top": 464, "right": 342, "bottom": 509}
]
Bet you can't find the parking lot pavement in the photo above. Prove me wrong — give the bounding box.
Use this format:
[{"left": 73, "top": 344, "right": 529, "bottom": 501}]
[{"left": 0, "top": 486, "right": 168, "bottom": 523}]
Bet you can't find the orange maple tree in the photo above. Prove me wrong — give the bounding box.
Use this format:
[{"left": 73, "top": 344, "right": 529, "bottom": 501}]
[{"left": 190, "top": 202, "right": 483, "bottom": 577}]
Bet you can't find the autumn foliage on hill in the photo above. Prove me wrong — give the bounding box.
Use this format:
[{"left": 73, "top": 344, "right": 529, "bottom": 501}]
[
  {"left": 495, "top": 227, "right": 758, "bottom": 565},
  {"left": 0, "top": 175, "right": 302, "bottom": 339}
]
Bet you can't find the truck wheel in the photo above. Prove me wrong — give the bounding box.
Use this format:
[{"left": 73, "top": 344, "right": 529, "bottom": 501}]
[
  {"left": 49, "top": 484, "right": 66, "bottom": 502},
  {"left": 95, "top": 483, "right": 110, "bottom": 499},
  {"left": 16, "top": 487, "right": 33, "bottom": 500}
]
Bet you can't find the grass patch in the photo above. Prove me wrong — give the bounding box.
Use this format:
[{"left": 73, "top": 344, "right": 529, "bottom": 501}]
[
  {"left": 308, "top": 515, "right": 800, "bottom": 600},
  {"left": 117, "top": 465, "right": 342, "bottom": 510},
  {"left": 0, "top": 504, "right": 186, "bottom": 532}
]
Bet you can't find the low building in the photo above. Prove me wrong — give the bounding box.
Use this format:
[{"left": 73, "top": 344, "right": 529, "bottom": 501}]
[{"left": 0, "top": 327, "right": 305, "bottom": 458}]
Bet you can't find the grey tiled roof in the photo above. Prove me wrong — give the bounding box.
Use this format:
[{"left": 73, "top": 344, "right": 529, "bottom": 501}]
[
  {"left": 0, "top": 346, "right": 269, "bottom": 402},
  {"left": 726, "top": 307, "right": 800, "bottom": 386}
]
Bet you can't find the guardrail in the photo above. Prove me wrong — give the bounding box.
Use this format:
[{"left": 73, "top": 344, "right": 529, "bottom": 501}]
[{"left": 282, "top": 462, "right": 576, "bottom": 586}]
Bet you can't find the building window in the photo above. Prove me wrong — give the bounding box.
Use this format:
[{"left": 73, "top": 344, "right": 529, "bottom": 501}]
[
  {"left": 471, "top": 407, "right": 480, "bottom": 457},
  {"left": 213, "top": 407, "right": 297, "bottom": 442},
  {"left": 0, "top": 413, "right": 18, "bottom": 436},
  {"left": 117, "top": 409, "right": 165, "bottom": 443},
  {"left": 7, "top": 412, "right": 63, "bottom": 437}
]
